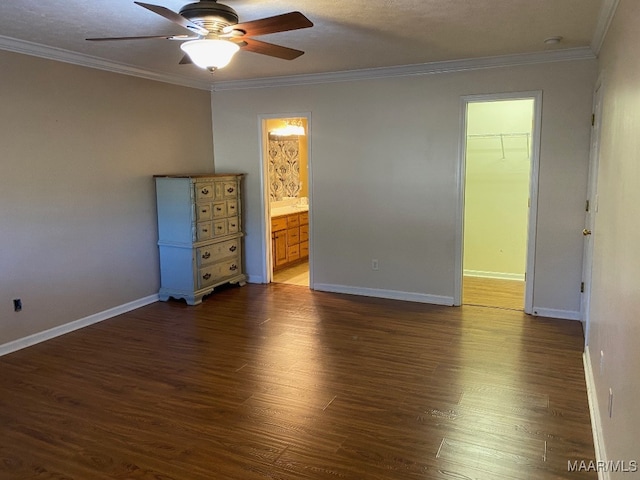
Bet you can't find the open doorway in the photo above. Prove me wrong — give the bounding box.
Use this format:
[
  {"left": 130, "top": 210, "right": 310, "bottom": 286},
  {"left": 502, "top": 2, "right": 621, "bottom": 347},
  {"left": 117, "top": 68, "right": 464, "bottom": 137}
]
[
  {"left": 457, "top": 93, "right": 541, "bottom": 312},
  {"left": 261, "top": 116, "right": 310, "bottom": 286}
]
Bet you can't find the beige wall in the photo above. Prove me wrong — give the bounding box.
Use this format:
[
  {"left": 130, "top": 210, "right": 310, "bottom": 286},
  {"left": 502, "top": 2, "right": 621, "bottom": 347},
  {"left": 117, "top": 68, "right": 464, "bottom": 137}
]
[
  {"left": 0, "top": 50, "right": 214, "bottom": 345},
  {"left": 587, "top": 0, "right": 640, "bottom": 470},
  {"left": 212, "top": 59, "right": 596, "bottom": 316},
  {"left": 464, "top": 99, "right": 533, "bottom": 278}
]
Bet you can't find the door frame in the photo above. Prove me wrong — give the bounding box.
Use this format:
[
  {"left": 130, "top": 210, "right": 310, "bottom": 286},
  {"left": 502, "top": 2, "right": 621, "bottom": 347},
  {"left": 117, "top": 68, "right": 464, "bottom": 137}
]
[
  {"left": 257, "top": 112, "right": 313, "bottom": 285},
  {"left": 581, "top": 78, "right": 604, "bottom": 345},
  {"left": 454, "top": 91, "right": 543, "bottom": 313}
]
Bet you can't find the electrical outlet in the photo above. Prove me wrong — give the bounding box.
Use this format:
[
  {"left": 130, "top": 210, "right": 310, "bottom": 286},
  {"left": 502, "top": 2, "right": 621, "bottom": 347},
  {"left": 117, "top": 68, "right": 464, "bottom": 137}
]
[
  {"left": 13, "top": 299, "right": 22, "bottom": 312},
  {"left": 372, "top": 259, "right": 379, "bottom": 271}
]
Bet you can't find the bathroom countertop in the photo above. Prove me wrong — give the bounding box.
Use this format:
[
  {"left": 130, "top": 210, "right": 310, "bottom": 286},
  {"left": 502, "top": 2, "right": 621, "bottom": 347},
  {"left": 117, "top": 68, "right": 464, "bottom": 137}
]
[{"left": 270, "top": 205, "right": 309, "bottom": 217}]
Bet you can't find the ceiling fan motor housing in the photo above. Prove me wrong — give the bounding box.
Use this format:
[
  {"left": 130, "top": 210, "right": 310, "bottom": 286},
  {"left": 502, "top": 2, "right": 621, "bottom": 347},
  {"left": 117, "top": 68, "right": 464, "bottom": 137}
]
[
  {"left": 85, "top": 2, "right": 312, "bottom": 65},
  {"left": 179, "top": 1, "right": 239, "bottom": 34}
]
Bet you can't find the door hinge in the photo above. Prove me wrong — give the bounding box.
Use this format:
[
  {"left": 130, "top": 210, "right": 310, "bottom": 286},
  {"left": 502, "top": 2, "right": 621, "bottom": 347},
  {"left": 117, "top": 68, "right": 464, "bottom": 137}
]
[
  {"left": 581, "top": 282, "right": 585, "bottom": 293},
  {"left": 592, "top": 113, "right": 595, "bottom": 126},
  {"left": 586, "top": 200, "right": 590, "bottom": 212}
]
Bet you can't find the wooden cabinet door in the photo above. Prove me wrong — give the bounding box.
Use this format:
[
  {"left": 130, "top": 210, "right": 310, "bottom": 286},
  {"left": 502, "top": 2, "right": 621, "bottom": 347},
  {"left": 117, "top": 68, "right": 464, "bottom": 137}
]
[{"left": 273, "top": 230, "right": 288, "bottom": 267}]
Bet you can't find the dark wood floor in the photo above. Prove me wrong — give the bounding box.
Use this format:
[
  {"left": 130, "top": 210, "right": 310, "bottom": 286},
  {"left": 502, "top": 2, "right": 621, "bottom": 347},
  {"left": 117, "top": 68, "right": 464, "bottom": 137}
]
[{"left": 0, "top": 284, "right": 595, "bottom": 479}]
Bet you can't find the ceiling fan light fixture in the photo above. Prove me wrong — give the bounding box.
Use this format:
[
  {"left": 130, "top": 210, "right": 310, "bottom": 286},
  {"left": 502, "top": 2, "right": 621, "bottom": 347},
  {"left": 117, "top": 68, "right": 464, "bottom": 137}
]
[{"left": 180, "top": 38, "right": 240, "bottom": 71}]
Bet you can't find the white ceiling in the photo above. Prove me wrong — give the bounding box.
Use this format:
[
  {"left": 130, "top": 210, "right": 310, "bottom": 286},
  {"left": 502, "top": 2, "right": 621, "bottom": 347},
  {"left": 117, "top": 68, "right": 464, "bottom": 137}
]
[{"left": 0, "top": 0, "right": 608, "bottom": 89}]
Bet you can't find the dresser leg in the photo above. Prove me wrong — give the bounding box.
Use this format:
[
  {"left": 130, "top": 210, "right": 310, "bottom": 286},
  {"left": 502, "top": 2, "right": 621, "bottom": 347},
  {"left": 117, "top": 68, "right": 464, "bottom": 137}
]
[{"left": 186, "top": 294, "right": 204, "bottom": 306}]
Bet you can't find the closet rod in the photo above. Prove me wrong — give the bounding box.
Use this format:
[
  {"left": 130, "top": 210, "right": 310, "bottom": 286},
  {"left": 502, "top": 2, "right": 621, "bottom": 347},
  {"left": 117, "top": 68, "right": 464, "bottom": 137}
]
[
  {"left": 467, "top": 133, "right": 530, "bottom": 159},
  {"left": 467, "top": 133, "right": 530, "bottom": 138}
]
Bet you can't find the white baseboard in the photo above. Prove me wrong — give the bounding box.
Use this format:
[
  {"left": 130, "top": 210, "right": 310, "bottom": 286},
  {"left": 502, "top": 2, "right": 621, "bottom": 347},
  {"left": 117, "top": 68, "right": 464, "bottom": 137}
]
[
  {"left": 464, "top": 269, "right": 525, "bottom": 281},
  {"left": 531, "top": 307, "right": 582, "bottom": 321},
  {"left": 583, "top": 348, "right": 608, "bottom": 480},
  {"left": 313, "top": 283, "right": 454, "bottom": 306},
  {"left": 0, "top": 294, "right": 159, "bottom": 357}
]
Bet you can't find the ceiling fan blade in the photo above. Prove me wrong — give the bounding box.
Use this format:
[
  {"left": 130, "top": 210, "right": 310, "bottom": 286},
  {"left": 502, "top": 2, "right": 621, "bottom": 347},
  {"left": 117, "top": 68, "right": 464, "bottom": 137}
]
[
  {"left": 179, "top": 54, "right": 193, "bottom": 65},
  {"left": 226, "top": 11, "right": 313, "bottom": 37},
  {"left": 86, "top": 34, "right": 196, "bottom": 41},
  {"left": 134, "top": 1, "right": 209, "bottom": 36},
  {"left": 238, "top": 38, "right": 305, "bottom": 60}
]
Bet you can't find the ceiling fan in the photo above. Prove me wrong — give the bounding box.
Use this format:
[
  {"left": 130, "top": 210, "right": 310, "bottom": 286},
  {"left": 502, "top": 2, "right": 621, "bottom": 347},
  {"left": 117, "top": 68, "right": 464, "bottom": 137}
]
[{"left": 86, "top": 1, "right": 313, "bottom": 72}]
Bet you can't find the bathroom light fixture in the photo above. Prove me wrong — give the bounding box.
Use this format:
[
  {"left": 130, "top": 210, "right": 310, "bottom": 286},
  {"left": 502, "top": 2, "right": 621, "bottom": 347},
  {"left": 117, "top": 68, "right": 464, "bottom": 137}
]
[
  {"left": 270, "top": 118, "right": 306, "bottom": 137},
  {"left": 270, "top": 124, "right": 305, "bottom": 136},
  {"left": 180, "top": 39, "right": 240, "bottom": 72}
]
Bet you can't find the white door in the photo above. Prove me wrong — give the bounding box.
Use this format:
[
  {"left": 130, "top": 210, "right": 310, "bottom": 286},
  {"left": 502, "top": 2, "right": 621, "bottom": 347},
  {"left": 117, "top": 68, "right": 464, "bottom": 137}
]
[{"left": 581, "top": 82, "right": 604, "bottom": 345}]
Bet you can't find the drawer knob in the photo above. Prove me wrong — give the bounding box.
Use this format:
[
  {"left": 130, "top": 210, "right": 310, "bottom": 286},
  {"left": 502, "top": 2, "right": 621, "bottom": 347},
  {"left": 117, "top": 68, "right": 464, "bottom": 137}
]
[
  {"left": 202, "top": 188, "right": 209, "bottom": 195},
  {"left": 230, "top": 264, "right": 238, "bottom": 271},
  {"left": 230, "top": 245, "right": 237, "bottom": 252},
  {"left": 216, "top": 207, "right": 223, "bottom": 211},
  {"left": 227, "top": 187, "right": 234, "bottom": 193},
  {"left": 202, "top": 252, "right": 211, "bottom": 259},
  {"left": 203, "top": 273, "right": 211, "bottom": 280},
  {"left": 230, "top": 223, "right": 236, "bottom": 228},
  {"left": 216, "top": 225, "right": 223, "bottom": 230},
  {"left": 202, "top": 228, "right": 208, "bottom": 233},
  {"left": 201, "top": 209, "right": 207, "bottom": 213}
]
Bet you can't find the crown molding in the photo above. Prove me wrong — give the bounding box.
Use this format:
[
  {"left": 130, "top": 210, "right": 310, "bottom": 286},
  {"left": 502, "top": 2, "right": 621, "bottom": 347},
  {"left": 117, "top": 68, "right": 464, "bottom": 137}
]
[
  {"left": 211, "top": 47, "right": 596, "bottom": 91},
  {"left": 591, "top": 0, "right": 620, "bottom": 55},
  {"left": 1, "top": 33, "right": 596, "bottom": 93},
  {"left": 0, "top": 35, "right": 213, "bottom": 91}
]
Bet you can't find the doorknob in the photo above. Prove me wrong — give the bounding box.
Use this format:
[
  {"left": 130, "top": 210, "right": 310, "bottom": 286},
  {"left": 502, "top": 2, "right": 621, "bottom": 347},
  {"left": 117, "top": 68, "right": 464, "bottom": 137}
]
[{"left": 583, "top": 229, "right": 592, "bottom": 236}]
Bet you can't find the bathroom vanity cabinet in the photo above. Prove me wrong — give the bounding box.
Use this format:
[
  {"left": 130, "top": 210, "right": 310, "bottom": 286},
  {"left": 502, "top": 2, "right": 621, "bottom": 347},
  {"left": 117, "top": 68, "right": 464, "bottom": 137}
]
[{"left": 271, "top": 211, "right": 309, "bottom": 270}]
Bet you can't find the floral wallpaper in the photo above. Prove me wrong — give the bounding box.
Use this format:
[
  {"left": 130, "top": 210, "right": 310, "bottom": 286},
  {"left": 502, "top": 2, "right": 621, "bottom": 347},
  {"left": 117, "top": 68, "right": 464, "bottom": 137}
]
[{"left": 268, "top": 137, "right": 301, "bottom": 201}]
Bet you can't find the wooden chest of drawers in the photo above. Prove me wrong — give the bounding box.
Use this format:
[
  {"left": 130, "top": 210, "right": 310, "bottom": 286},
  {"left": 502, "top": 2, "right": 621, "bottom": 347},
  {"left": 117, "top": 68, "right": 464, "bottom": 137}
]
[{"left": 155, "top": 174, "right": 246, "bottom": 305}]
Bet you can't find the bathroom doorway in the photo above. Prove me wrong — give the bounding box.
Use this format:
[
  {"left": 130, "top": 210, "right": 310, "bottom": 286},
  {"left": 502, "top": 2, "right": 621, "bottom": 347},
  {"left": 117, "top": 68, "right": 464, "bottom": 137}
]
[
  {"left": 261, "top": 115, "right": 311, "bottom": 287},
  {"left": 456, "top": 93, "right": 541, "bottom": 312}
]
